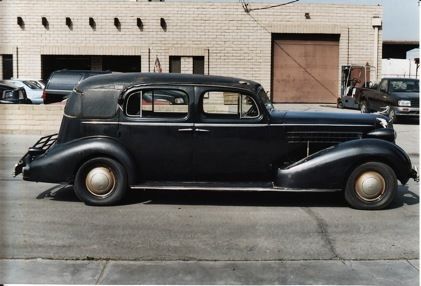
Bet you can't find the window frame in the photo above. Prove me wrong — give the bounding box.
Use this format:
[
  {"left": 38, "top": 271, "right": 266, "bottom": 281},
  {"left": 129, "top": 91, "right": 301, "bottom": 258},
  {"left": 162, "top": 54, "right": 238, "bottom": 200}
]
[
  {"left": 124, "top": 86, "right": 191, "bottom": 120},
  {"left": 199, "top": 88, "right": 262, "bottom": 121}
]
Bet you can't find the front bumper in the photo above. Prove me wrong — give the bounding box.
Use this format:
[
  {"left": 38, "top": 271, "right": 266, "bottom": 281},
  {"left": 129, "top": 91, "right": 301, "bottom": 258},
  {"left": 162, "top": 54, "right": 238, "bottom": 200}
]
[
  {"left": 395, "top": 106, "right": 419, "bottom": 116},
  {"left": 14, "top": 133, "right": 58, "bottom": 177},
  {"left": 410, "top": 165, "right": 419, "bottom": 182}
]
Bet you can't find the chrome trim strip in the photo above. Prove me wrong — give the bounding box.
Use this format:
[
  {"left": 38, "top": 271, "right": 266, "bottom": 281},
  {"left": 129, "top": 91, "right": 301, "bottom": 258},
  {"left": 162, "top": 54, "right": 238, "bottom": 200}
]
[
  {"left": 82, "top": 122, "right": 373, "bottom": 128},
  {"left": 82, "top": 121, "right": 194, "bottom": 127},
  {"left": 130, "top": 185, "right": 341, "bottom": 192},
  {"left": 63, "top": 113, "right": 77, "bottom": 119},
  {"left": 195, "top": 123, "right": 268, "bottom": 127},
  {"left": 195, "top": 128, "right": 210, "bottom": 133},
  {"left": 178, "top": 128, "right": 194, "bottom": 132},
  {"left": 270, "top": 124, "right": 373, "bottom": 127}
]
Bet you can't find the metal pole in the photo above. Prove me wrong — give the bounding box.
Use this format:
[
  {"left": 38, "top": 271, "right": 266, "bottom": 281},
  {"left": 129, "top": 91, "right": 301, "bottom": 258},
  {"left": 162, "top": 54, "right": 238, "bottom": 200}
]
[
  {"left": 207, "top": 48, "right": 210, "bottom": 75},
  {"left": 373, "top": 26, "right": 379, "bottom": 83},
  {"left": 148, "top": 48, "right": 151, "bottom": 72},
  {"left": 16, "top": 46, "right": 19, "bottom": 78}
]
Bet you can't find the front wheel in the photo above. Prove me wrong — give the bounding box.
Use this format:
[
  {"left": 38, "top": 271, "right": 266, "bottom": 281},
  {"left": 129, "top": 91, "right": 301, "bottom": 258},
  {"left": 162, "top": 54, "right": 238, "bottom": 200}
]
[
  {"left": 74, "top": 157, "right": 128, "bottom": 206},
  {"left": 345, "top": 162, "right": 397, "bottom": 210}
]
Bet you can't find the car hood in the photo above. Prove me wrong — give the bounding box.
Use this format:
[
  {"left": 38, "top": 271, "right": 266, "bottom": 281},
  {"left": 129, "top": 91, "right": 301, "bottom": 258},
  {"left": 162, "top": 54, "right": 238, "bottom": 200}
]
[
  {"left": 390, "top": 92, "right": 419, "bottom": 100},
  {"left": 270, "top": 110, "right": 387, "bottom": 127}
]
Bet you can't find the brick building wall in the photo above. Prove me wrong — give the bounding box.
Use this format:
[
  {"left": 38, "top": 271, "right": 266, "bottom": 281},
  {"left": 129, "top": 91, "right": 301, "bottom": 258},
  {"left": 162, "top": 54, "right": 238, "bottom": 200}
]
[{"left": 0, "top": 0, "right": 382, "bottom": 97}]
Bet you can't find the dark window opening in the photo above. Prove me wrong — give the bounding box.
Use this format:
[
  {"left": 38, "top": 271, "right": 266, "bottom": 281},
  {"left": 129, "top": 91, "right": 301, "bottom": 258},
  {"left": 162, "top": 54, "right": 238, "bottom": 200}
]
[
  {"left": 41, "top": 55, "right": 141, "bottom": 81},
  {"left": 2, "top": 54, "right": 13, "bottom": 80},
  {"left": 169, "top": 56, "right": 181, "bottom": 73},
  {"left": 102, "top": 56, "right": 141, "bottom": 72},
  {"left": 193, "top": 56, "right": 205, "bottom": 75}
]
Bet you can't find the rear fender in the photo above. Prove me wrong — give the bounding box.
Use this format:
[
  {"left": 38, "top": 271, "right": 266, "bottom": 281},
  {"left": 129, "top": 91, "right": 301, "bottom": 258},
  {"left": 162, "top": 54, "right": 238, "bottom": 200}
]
[
  {"left": 275, "top": 139, "right": 412, "bottom": 189},
  {"left": 24, "top": 136, "right": 136, "bottom": 185}
]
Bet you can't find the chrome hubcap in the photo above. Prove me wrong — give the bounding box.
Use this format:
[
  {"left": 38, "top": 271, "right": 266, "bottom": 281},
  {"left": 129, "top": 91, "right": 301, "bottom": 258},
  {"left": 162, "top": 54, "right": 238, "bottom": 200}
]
[
  {"left": 355, "top": 171, "right": 386, "bottom": 202},
  {"left": 85, "top": 166, "right": 116, "bottom": 197}
]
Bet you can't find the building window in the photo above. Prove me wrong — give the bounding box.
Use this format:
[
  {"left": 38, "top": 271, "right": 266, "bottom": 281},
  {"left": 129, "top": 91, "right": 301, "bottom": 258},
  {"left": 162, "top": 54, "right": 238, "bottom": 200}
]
[
  {"left": 169, "top": 56, "right": 205, "bottom": 74},
  {"left": 169, "top": 56, "right": 181, "bottom": 73},
  {"left": 2, "top": 54, "right": 13, "bottom": 80},
  {"left": 193, "top": 56, "right": 204, "bottom": 75}
]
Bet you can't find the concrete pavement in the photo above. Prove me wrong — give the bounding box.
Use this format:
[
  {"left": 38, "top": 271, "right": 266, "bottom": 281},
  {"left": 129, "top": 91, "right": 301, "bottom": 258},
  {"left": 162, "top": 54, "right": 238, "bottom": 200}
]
[{"left": 0, "top": 259, "right": 419, "bottom": 285}]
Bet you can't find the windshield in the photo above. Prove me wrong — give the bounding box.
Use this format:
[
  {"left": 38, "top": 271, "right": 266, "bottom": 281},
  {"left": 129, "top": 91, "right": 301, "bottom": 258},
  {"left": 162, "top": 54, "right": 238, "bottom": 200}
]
[
  {"left": 258, "top": 88, "right": 274, "bottom": 112},
  {"left": 389, "top": 79, "right": 419, "bottom": 93}
]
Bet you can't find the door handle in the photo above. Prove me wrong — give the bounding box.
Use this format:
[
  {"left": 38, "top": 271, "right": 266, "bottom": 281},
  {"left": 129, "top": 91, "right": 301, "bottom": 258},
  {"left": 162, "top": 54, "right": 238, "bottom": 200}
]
[
  {"left": 195, "top": 128, "right": 210, "bottom": 133},
  {"left": 178, "top": 128, "right": 194, "bottom": 132}
]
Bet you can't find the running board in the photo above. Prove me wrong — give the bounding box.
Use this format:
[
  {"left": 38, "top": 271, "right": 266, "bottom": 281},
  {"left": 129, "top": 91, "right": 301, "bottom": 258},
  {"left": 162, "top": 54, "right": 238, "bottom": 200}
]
[{"left": 130, "top": 181, "right": 341, "bottom": 192}]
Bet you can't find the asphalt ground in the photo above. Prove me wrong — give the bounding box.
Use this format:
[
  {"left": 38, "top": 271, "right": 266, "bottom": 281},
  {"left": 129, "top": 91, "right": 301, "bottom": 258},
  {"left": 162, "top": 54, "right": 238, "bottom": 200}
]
[{"left": 0, "top": 104, "right": 419, "bottom": 284}]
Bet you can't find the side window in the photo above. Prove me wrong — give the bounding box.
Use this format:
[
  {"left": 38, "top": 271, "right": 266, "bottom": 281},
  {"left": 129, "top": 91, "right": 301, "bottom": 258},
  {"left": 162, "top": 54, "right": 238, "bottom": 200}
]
[
  {"left": 379, "top": 80, "right": 388, "bottom": 92},
  {"left": 202, "top": 91, "right": 259, "bottom": 119},
  {"left": 126, "top": 89, "right": 188, "bottom": 118}
]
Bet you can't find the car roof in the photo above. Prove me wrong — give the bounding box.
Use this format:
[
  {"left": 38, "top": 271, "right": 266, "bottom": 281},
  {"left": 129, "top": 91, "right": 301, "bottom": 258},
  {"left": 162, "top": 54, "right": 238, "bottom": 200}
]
[
  {"left": 0, "top": 81, "right": 21, "bottom": 89},
  {"left": 382, "top": 78, "right": 419, "bottom": 81},
  {"left": 52, "top": 69, "right": 111, "bottom": 74},
  {"left": 76, "top": 73, "right": 261, "bottom": 94}
]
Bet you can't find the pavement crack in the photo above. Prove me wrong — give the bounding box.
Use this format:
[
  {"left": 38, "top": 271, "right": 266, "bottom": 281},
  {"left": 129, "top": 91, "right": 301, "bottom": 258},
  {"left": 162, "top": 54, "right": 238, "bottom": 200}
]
[
  {"left": 406, "top": 259, "right": 419, "bottom": 271},
  {"left": 96, "top": 260, "right": 109, "bottom": 284},
  {"left": 302, "top": 207, "right": 341, "bottom": 260}
]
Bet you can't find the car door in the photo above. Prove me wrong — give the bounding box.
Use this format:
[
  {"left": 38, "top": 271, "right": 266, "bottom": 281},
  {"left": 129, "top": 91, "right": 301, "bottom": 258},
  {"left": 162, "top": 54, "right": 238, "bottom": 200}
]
[
  {"left": 119, "top": 86, "right": 195, "bottom": 181},
  {"left": 193, "top": 87, "right": 273, "bottom": 181},
  {"left": 375, "top": 79, "right": 391, "bottom": 111}
]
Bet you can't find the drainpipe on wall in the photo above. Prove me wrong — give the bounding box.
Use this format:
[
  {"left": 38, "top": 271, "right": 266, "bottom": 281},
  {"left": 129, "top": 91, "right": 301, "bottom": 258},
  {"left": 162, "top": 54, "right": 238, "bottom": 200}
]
[
  {"left": 15, "top": 46, "right": 19, "bottom": 78},
  {"left": 372, "top": 17, "right": 382, "bottom": 83}
]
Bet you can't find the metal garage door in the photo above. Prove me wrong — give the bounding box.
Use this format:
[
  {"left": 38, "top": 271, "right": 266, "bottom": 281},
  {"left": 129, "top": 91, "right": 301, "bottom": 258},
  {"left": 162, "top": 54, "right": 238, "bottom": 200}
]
[{"left": 272, "top": 34, "right": 340, "bottom": 103}]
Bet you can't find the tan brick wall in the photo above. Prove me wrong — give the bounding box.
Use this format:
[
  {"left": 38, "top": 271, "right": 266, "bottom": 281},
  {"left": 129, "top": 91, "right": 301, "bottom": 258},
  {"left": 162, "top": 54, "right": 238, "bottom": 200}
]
[
  {"left": 0, "top": 105, "right": 63, "bottom": 135},
  {"left": 0, "top": 0, "right": 382, "bottom": 95}
]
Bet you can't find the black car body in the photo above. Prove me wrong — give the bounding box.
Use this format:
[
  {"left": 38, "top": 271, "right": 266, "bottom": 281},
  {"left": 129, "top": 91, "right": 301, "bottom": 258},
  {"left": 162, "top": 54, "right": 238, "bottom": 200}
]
[
  {"left": 15, "top": 73, "right": 418, "bottom": 209},
  {"left": 0, "top": 83, "right": 31, "bottom": 104},
  {"left": 43, "top": 69, "right": 112, "bottom": 104},
  {"left": 355, "top": 78, "right": 419, "bottom": 122}
]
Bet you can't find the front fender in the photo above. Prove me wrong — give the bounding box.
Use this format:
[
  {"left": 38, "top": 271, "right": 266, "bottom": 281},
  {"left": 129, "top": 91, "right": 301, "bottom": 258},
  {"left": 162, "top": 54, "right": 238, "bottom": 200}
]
[
  {"left": 275, "top": 139, "right": 412, "bottom": 189},
  {"left": 23, "top": 136, "right": 136, "bottom": 185}
]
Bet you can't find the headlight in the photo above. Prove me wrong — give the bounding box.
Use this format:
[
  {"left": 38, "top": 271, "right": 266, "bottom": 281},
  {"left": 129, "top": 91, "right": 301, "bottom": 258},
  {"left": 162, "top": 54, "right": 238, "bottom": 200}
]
[
  {"left": 398, "top": 100, "right": 411, "bottom": 107},
  {"left": 3, "top": 91, "right": 15, "bottom": 99}
]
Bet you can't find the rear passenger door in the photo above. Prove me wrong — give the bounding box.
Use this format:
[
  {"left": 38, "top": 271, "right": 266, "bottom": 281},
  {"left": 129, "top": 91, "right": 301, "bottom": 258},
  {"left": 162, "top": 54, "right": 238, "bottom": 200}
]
[{"left": 121, "top": 86, "right": 195, "bottom": 181}]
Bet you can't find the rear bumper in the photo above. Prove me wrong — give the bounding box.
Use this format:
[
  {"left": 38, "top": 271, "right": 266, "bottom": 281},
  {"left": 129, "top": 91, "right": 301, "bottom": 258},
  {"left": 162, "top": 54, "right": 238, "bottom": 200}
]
[{"left": 14, "top": 134, "right": 58, "bottom": 178}]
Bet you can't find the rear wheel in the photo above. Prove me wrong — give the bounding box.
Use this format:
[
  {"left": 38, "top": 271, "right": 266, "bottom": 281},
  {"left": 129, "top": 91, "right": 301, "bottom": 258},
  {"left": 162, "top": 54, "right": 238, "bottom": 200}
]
[
  {"left": 345, "top": 162, "right": 397, "bottom": 210},
  {"left": 74, "top": 157, "right": 127, "bottom": 206}
]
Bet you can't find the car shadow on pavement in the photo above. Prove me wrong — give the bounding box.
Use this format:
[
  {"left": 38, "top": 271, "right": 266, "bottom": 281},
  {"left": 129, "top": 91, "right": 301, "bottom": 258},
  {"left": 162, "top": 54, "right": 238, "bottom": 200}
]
[
  {"left": 35, "top": 185, "right": 418, "bottom": 209},
  {"left": 394, "top": 118, "right": 420, "bottom": 125},
  {"left": 126, "top": 189, "right": 350, "bottom": 208},
  {"left": 389, "top": 185, "right": 419, "bottom": 209},
  {"left": 36, "top": 185, "right": 80, "bottom": 202}
]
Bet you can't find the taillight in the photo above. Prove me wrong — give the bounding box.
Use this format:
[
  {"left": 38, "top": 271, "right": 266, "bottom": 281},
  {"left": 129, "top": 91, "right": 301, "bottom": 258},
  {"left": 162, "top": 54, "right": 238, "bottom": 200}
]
[{"left": 42, "top": 90, "right": 46, "bottom": 100}]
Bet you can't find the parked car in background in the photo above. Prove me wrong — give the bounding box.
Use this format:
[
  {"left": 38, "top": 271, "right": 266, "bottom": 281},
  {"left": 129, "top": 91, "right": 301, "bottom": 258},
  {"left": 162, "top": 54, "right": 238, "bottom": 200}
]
[
  {"left": 355, "top": 78, "right": 419, "bottom": 123},
  {"left": 14, "top": 73, "right": 418, "bottom": 209},
  {"left": 2, "top": 79, "right": 44, "bottom": 104},
  {"left": 43, "top": 69, "right": 112, "bottom": 104},
  {"left": 0, "top": 82, "right": 31, "bottom": 104}
]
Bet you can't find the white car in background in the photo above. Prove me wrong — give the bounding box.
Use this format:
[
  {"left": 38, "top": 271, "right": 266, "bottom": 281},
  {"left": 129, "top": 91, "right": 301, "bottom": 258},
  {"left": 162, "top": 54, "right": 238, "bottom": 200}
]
[{"left": 2, "top": 79, "right": 45, "bottom": 104}]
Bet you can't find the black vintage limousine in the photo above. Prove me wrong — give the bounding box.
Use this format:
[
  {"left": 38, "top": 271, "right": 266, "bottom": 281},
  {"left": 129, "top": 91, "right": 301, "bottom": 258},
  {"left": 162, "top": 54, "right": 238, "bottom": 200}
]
[{"left": 14, "top": 73, "right": 418, "bottom": 209}]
